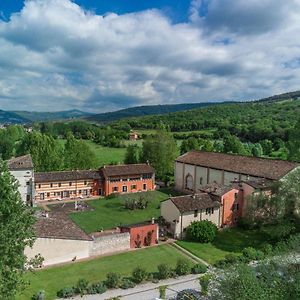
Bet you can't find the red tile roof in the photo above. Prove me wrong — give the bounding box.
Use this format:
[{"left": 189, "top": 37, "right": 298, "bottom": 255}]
[
  {"left": 169, "top": 193, "right": 221, "bottom": 213},
  {"left": 7, "top": 154, "right": 33, "bottom": 170},
  {"left": 176, "top": 151, "right": 298, "bottom": 180},
  {"left": 101, "top": 164, "right": 154, "bottom": 177}
]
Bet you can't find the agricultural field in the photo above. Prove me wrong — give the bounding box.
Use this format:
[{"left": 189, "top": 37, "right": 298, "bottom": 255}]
[
  {"left": 69, "top": 189, "right": 181, "bottom": 233},
  {"left": 177, "top": 228, "right": 269, "bottom": 264},
  {"left": 18, "top": 245, "right": 189, "bottom": 300}
]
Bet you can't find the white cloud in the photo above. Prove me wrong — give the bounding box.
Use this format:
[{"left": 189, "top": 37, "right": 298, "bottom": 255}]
[{"left": 0, "top": 0, "right": 299, "bottom": 112}]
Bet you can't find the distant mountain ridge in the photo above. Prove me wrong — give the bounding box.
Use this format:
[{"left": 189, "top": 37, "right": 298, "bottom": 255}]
[
  {"left": 0, "top": 109, "right": 93, "bottom": 124},
  {"left": 85, "top": 102, "right": 230, "bottom": 123}
]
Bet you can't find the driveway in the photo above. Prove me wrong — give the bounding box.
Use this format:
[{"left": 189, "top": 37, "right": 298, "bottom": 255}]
[{"left": 73, "top": 274, "right": 201, "bottom": 300}]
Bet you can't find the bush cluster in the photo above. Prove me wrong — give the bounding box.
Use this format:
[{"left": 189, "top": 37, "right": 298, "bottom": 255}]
[
  {"left": 186, "top": 220, "right": 218, "bottom": 243},
  {"left": 54, "top": 259, "right": 207, "bottom": 298}
]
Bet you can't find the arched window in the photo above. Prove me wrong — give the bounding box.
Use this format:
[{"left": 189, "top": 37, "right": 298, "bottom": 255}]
[{"left": 185, "top": 174, "right": 193, "bottom": 190}]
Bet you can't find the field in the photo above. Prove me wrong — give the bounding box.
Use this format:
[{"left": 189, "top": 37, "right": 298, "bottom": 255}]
[
  {"left": 59, "top": 139, "right": 127, "bottom": 167},
  {"left": 177, "top": 228, "right": 269, "bottom": 264},
  {"left": 18, "top": 245, "right": 189, "bottom": 300},
  {"left": 69, "top": 189, "right": 179, "bottom": 233}
]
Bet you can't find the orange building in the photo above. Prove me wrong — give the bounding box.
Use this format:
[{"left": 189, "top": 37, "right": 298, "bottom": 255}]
[
  {"left": 120, "top": 220, "right": 158, "bottom": 248},
  {"left": 34, "top": 164, "right": 155, "bottom": 202},
  {"left": 101, "top": 164, "right": 155, "bottom": 196}
]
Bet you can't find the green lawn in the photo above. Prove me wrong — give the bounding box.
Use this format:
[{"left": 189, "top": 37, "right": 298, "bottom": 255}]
[
  {"left": 177, "top": 228, "right": 270, "bottom": 264},
  {"left": 59, "top": 139, "right": 127, "bottom": 167},
  {"left": 69, "top": 189, "right": 177, "bottom": 233},
  {"left": 18, "top": 245, "right": 189, "bottom": 300}
]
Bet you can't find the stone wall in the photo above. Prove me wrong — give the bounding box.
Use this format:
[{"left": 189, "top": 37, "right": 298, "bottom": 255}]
[{"left": 89, "top": 232, "right": 130, "bottom": 256}]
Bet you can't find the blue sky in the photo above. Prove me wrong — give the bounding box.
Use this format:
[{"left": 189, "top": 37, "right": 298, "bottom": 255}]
[{"left": 0, "top": 0, "right": 299, "bottom": 112}]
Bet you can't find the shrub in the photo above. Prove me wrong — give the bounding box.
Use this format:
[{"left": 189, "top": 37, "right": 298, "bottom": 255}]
[
  {"left": 157, "top": 263, "right": 172, "bottom": 279},
  {"left": 120, "top": 278, "right": 136, "bottom": 289},
  {"left": 74, "top": 278, "right": 89, "bottom": 296},
  {"left": 176, "top": 289, "right": 202, "bottom": 300},
  {"left": 106, "top": 272, "right": 121, "bottom": 288},
  {"left": 186, "top": 220, "right": 218, "bottom": 243},
  {"left": 57, "top": 287, "right": 76, "bottom": 298},
  {"left": 199, "top": 275, "right": 211, "bottom": 296},
  {"left": 224, "top": 253, "right": 241, "bottom": 264},
  {"left": 87, "top": 282, "right": 107, "bottom": 294},
  {"left": 242, "top": 247, "right": 264, "bottom": 262},
  {"left": 159, "top": 285, "right": 167, "bottom": 300},
  {"left": 191, "top": 263, "right": 207, "bottom": 274},
  {"left": 132, "top": 267, "right": 148, "bottom": 283},
  {"left": 175, "top": 259, "right": 190, "bottom": 276},
  {"left": 261, "top": 243, "right": 273, "bottom": 256},
  {"left": 31, "top": 290, "right": 45, "bottom": 300}
]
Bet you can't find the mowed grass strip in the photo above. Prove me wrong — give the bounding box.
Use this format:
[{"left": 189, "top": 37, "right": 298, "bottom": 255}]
[
  {"left": 177, "top": 228, "right": 269, "bottom": 264},
  {"left": 18, "top": 245, "right": 189, "bottom": 300},
  {"left": 69, "top": 190, "right": 171, "bottom": 233}
]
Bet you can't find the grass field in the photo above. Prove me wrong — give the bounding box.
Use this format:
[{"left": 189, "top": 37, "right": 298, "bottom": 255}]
[
  {"left": 18, "top": 245, "right": 189, "bottom": 300},
  {"left": 69, "top": 189, "right": 178, "bottom": 233},
  {"left": 177, "top": 228, "right": 269, "bottom": 264},
  {"left": 58, "top": 139, "right": 127, "bottom": 167}
]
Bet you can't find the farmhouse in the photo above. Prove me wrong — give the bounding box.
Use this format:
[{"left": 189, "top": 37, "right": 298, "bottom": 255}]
[
  {"left": 7, "top": 154, "right": 35, "bottom": 205},
  {"left": 161, "top": 183, "right": 241, "bottom": 238},
  {"left": 174, "top": 150, "right": 298, "bottom": 192},
  {"left": 34, "top": 163, "right": 155, "bottom": 202}
]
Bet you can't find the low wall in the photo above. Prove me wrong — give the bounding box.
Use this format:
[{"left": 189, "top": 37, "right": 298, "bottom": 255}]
[
  {"left": 90, "top": 232, "right": 130, "bottom": 256},
  {"left": 26, "top": 232, "right": 131, "bottom": 267}
]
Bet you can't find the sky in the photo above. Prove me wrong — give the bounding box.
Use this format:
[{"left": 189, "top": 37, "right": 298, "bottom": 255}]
[{"left": 0, "top": 0, "right": 300, "bottom": 112}]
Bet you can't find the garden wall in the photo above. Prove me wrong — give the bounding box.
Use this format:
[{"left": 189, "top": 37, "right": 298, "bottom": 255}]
[{"left": 89, "top": 232, "right": 130, "bottom": 256}]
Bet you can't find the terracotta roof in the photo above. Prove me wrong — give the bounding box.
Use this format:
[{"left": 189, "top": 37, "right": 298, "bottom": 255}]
[
  {"left": 200, "top": 182, "right": 235, "bottom": 196},
  {"left": 176, "top": 151, "right": 298, "bottom": 180},
  {"left": 7, "top": 154, "right": 33, "bottom": 170},
  {"left": 120, "top": 220, "right": 157, "bottom": 229},
  {"left": 170, "top": 193, "right": 221, "bottom": 213},
  {"left": 101, "top": 164, "right": 154, "bottom": 177},
  {"left": 35, "top": 170, "right": 102, "bottom": 183},
  {"left": 34, "top": 212, "right": 92, "bottom": 241},
  {"left": 241, "top": 178, "right": 274, "bottom": 189}
]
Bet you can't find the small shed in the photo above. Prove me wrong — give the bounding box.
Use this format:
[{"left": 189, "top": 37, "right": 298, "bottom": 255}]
[
  {"left": 120, "top": 220, "right": 158, "bottom": 248},
  {"left": 129, "top": 131, "right": 139, "bottom": 141}
]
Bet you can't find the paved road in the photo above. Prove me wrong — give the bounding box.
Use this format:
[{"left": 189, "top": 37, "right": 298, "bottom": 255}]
[{"left": 74, "top": 274, "right": 201, "bottom": 300}]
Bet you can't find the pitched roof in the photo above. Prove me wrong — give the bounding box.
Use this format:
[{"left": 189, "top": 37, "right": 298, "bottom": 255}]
[
  {"left": 241, "top": 178, "right": 274, "bottom": 190},
  {"left": 101, "top": 164, "right": 154, "bottom": 177},
  {"left": 7, "top": 154, "right": 33, "bottom": 170},
  {"left": 35, "top": 170, "right": 102, "bottom": 183},
  {"left": 176, "top": 151, "right": 298, "bottom": 180},
  {"left": 34, "top": 211, "right": 92, "bottom": 241},
  {"left": 200, "top": 182, "right": 235, "bottom": 196},
  {"left": 169, "top": 193, "right": 221, "bottom": 213}
]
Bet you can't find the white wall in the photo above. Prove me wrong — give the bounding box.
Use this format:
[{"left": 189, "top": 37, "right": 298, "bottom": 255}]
[
  {"left": 25, "top": 238, "right": 91, "bottom": 266},
  {"left": 10, "top": 169, "right": 34, "bottom": 205}
]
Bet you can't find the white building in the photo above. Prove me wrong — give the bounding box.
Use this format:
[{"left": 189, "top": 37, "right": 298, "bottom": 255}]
[
  {"left": 7, "top": 154, "right": 35, "bottom": 205},
  {"left": 174, "top": 150, "right": 298, "bottom": 193}
]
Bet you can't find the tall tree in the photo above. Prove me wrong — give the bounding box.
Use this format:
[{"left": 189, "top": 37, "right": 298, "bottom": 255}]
[
  {"left": 142, "top": 130, "right": 178, "bottom": 178},
  {"left": 180, "top": 137, "right": 199, "bottom": 154},
  {"left": 64, "top": 134, "right": 97, "bottom": 170},
  {"left": 17, "top": 132, "right": 63, "bottom": 172},
  {"left": 0, "top": 132, "right": 14, "bottom": 160},
  {"left": 125, "top": 144, "right": 141, "bottom": 164},
  {"left": 0, "top": 160, "right": 36, "bottom": 298},
  {"left": 288, "top": 119, "right": 300, "bottom": 161}
]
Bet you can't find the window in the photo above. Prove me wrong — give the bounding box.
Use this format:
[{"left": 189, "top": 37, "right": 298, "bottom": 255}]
[
  {"left": 26, "top": 181, "right": 30, "bottom": 186},
  {"left": 194, "top": 210, "right": 198, "bottom": 217},
  {"left": 131, "top": 184, "right": 137, "bottom": 190},
  {"left": 234, "top": 192, "right": 238, "bottom": 201},
  {"left": 232, "top": 203, "right": 239, "bottom": 211},
  {"left": 84, "top": 181, "right": 87, "bottom": 185},
  {"left": 50, "top": 183, "right": 53, "bottom": 188},
  {"left": 69, "top": 182, "right": 72, "bottom": 186},
  {"left": 206, "top": 207, "right": 214, "bottom": 215},
  {"left": 113, "top": 187, "right": 118, "bottom": 192},
  {"left": 143, "top": 183, "right": 147, "bottom": 190},
  {"left": 38, "top": 184, "right": 41, "bottom": 189},
  {"left": 199, "top": 177, "right": 203, "bottom": 185},
  {"left": 26, "top": 194, "right": 31, "bottom": 202},
  {"left": 122, "top": 186, "right": 128, "bottom": 192},
  {"left": 79, "top": 190, "right": 81, "bottom": 194},
  {"left": 47, "top": 192, "right": 50, "bottom": 197},
  {"left": 185, "top": 174, "right": 193, "bottom": 190},
  {"left": 142, "top": 173, "right": 152, "bottom": 179},
  {"left": 83, "top": 190, "right": 88, "bottom": 196},
  {"left": 58, "top": 183, "right": 61, "bottom": 187},
  {"left": 40, "top": 193, "right": 44, "bottom": 200}
]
